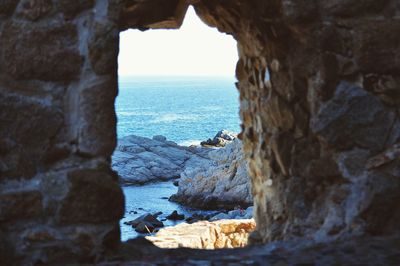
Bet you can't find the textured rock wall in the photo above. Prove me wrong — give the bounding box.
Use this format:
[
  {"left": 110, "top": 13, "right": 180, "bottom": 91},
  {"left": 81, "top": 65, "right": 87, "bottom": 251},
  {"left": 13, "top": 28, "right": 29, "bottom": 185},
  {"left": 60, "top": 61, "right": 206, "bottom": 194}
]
[
  {"left": 192, "top": 0, "right": 400, "bottom": 243},
  {"left": 0, "top": 0, "right": 124, "bottom": 264},
  {"left": 0, "top": 0, "right": 399, "bottom": 263}
]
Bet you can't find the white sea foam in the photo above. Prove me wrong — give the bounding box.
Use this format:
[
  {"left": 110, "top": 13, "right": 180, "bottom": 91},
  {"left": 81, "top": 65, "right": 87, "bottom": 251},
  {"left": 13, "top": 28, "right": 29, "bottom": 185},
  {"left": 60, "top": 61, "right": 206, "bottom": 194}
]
[
  {"left": 151, "top": 114, "right": 199, "bottom": 123},
  {"left": 178, "top": 140, "right": 202, "bottom": 146}
]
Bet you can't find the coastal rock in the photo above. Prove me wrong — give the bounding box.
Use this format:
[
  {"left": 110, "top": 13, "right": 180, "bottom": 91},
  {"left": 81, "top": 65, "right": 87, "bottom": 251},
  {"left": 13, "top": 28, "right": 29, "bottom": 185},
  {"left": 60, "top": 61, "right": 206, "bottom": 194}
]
[
  {"left": 112, "top": 135, "right": 210, "bottom": 184},
  {"left": 124, "top": 213, "right": 164, "bottom": 233},
  {"left": 166, "top": 210, "right": 185, "bottom": 221},
  {"left": 171, "top": 139, "right": 252, "bottom": 209},
  {"left": 210, "top": 206, "right": 254, "bottom": 221},
  {"left": 200, "top": 130, "right": 237, "bottom": 147},
  {"left": 146, "top": 219, "right": 255, "bottom": 249}
]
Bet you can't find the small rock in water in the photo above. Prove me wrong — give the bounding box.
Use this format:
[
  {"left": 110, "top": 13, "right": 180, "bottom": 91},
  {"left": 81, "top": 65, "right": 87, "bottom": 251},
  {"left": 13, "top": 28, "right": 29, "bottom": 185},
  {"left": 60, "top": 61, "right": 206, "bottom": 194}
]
[
  {"left": 160, "top": 197, "right": 169, "bottom": 200},
  {"left": 173, "top": 180, "right": 179, "bottom": 187},
  {"left": 200, "top": 130, "right": 236, "bottom": 147},
  {"left": 135, "top": 221, "right": 155, "bottom": 233},
  {"left": 185, "top": 217, "right": 198, "bottom": 224},
  {"left": 125, "top": 213, "right": 164, "bottom": 229},
  {"left": 166, "top": 210, "right": 185, "bottom": 221}
]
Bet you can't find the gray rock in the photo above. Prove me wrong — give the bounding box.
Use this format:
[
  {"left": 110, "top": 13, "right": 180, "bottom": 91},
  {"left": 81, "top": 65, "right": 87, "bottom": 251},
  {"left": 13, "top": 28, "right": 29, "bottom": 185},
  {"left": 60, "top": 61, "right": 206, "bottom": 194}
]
[
  {"left": 200, "top": 130, "right": 237, "bottom": 147},
  {"left": 125, "top": 213, "right": 164, "bottom": 229},
  {"left": 312, "top": 82, "right": 395, "bottom": 152},
  {"left": 112, "top": 135, "right": 210, "bottom": 184},
  {"left": 173, "top": 139, "right": 252, "bottom": 209}
]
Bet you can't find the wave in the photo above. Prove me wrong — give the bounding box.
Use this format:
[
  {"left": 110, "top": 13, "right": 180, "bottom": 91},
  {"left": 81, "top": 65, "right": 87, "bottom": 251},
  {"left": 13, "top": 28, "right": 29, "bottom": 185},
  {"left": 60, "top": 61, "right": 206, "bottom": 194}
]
[
  {"left": 150, "top": 114, "right": 199, "bottom": 123},
  {"left": 178, "top": 139, "right": 202, "bottom": 146}
]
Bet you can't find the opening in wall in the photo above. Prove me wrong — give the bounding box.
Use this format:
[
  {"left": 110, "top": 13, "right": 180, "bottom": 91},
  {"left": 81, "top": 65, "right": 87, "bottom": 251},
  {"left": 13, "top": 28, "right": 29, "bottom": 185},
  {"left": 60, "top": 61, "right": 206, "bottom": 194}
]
[{"left": 113, "top": 7, "right": 254, "bottom": 248}]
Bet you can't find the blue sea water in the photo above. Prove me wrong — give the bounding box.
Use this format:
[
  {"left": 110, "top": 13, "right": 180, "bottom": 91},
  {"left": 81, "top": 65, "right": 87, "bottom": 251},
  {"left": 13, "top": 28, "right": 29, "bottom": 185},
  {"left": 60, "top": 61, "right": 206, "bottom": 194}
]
[{"left": 116, "top": 76, "right": 241, "bottom": 144}]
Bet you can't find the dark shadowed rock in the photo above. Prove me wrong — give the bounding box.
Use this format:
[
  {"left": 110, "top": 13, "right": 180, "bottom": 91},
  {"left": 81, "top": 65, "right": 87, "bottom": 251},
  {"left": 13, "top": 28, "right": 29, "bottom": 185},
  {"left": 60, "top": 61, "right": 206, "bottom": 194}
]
[
  {"left": 135, "top": 221, "right": 155, "bottom": 233},
  {"left": 0, "top": 22, "right": 83, "bottom": 81},
  {"left": 0, "top": 191, "right": 42, "bottom": 222},
  {"left": 78, "top": 78, "right": 117, "bottom": 157},
  {"left": 57, "top": 0, "right": 94, "bottom": 19},
  {"left": 88, "top": 22, "right": 119, "bottom": 75},
  {"left": 0, "top": 92, "right": 63, "bottom": 178},
  {"left": 166, "top": 210, "right": 185, "bottom": 221},
  {"left": 0, "top": 0, "right": 19, "bottom": 16},
  {"left": 125, "top": 214, "right": 164, "bottom": 231},
  {"left": 312, "top": 82, "right": 395, "bottom": 152},
  {"left": 57, "top": 169, "right": 124, "bottom": 224},
  {"left": 16, "top": 0, "right": 53, "bottom": 21}
]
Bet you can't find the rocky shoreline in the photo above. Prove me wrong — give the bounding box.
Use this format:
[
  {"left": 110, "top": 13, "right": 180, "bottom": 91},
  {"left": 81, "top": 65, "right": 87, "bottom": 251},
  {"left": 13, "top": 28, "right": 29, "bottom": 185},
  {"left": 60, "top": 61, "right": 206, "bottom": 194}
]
[
  {"left": 112, "top": 131, "right": 252, "bottom": 209},
  {"left": 113, "top": 131, "right": 255, "bottom": 243}
]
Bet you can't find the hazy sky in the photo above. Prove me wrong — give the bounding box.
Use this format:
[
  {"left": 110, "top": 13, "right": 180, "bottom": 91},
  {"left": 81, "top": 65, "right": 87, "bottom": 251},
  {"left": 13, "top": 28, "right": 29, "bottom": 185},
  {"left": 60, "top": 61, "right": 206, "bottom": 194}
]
[{"left": 118, "top": 7, "right": 238, "bottom": 77}]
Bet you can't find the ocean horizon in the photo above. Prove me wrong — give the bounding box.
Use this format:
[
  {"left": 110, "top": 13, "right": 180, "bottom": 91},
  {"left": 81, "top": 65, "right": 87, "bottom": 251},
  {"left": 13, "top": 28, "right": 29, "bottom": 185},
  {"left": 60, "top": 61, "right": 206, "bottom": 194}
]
[{"left": 116, "top": 76, "right": 241, "bottom": 145}]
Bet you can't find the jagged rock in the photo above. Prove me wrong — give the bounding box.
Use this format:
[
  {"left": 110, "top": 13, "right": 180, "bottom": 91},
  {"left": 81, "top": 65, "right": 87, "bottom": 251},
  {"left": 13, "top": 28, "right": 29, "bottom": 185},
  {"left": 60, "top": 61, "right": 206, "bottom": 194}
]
[
  {"left": 146, "top": 219, "right": 256, "bottom": 249},
  {"left": 200, "top": 130, "right": 237, "bottom": 147},
  {"left": 171, "top": 139, "right": 252, "bottom": 209},
  {"left": 112, "top": 135, "right": 210, "bottom": 184},
  {"left": 135, "top": 222, "right": 155, "bottom": 233},
  {"left": 166, "top": 211, "right": 185, "bottom": 221},
  {"left": 125, "top": 213, "right": 164, "bottom": 228},
  {"left": 312, "top": 82, "right": 395, "bottom": 152}
]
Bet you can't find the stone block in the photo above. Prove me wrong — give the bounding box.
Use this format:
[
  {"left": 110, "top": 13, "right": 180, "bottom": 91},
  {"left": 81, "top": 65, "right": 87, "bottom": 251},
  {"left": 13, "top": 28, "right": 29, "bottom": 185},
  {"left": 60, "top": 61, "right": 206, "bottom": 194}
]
[
  {"left": 88, "top": 22, "right": 119, "bottom": 75},
  {"left": 57, "top": 169, "right": 124, "bottom": 224},
  {"left": 0, "top": 92, "right": 63, "bottom": 178},
  {"left": 0, "top": 21, "right": 83, "bottom": 81},
  {"left": 0, "top": 190, "right": 42, "bottom": 222},
  {"left": 0, "top": 0, "right": 19, "bottom": 16},
  {"left": 78, "top": 78, "right": 117, "bottom": 157},
  {"left": 354, "top": 21, "right": 400, "bottom": 74},
  {"left": 16, "top": 0, "right": 53, "bottom": 21},
  {"left": 321, "top": 0, "right": 390, "bottom": 17},
  {"left": 56, "top": 0, "right": 94, "bottom": 19},
  {"left": 312, "top": 82, "right": 395, "bottom": 152}
]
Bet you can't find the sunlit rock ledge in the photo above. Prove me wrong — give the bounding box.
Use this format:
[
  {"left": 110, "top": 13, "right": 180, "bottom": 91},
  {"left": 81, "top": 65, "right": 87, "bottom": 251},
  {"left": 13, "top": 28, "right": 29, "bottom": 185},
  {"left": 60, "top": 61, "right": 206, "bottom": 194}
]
[{"left": 146, "top": 219, "right": 256, "bottom": 249}]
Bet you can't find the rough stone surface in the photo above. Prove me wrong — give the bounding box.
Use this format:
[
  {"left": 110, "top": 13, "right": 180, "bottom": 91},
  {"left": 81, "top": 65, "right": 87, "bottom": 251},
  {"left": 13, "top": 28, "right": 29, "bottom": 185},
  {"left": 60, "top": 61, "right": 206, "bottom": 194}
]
[
  {"left": 0, "top": 0, "right": 399, "bottom": 264},
  {"left": 172, "top": 139, "right": 252, "bottom": 209},
  {"left": 112, "top": 135, "right": 210, "bottom": 184},
  {"left": 58, "top": 169, "right": 124, "bottom": 224},
  {"left": 312, "top": 82, "right": 395, "bottom": 151},
  {"left": 146, "top": 219, "right": 255, "bottom": 249},
  {"left": 0, "top": 22, "right": 83, "bottom": 81},
  {"left": 0, "top": 190, "right": 43, "bottom": 222}
]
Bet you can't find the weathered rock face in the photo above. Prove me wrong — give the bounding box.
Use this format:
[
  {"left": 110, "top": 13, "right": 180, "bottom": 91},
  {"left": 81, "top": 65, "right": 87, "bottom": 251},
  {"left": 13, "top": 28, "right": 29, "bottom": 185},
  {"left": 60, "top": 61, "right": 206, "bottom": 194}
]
[
  {"left": 1, "top": 0, "right": 399, "bottom": 263},
  {"left": 190, "top": 0, "right": 400, "bottom": 245},
  {"left": 112, "top": 135, "right": 210, "bottom": 184},
  {"left": 146, "top": 219, "right": 256, "bottom": 249},
  {"left": 172, "top": 139, "right": 252, "bottom": 209}
]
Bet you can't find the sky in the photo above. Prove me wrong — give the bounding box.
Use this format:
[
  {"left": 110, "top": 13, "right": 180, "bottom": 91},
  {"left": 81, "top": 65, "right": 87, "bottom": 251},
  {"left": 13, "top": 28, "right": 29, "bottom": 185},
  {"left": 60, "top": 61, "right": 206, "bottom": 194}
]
[{"left": 118, "top": 6, "right": 238, "bottom": 77}]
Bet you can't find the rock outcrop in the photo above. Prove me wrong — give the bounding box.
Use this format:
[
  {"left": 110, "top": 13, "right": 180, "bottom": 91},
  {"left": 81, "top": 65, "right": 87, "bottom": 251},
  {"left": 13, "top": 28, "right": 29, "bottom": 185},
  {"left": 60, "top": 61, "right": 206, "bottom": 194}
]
[
  {"left": 171, "top": 139, "right": 252, "bottom": 209},
  {"left": 112, "top": 135, "right": 210, "bottom": 184},
  {"left": 200, "top": 130, "right": 237, "bottom": 147},
  {"left": 146, "top": 219, "right": 255, "bottom": 249},
  {"left": 113, "top": 134, "right": 252, "bottom": 209}
]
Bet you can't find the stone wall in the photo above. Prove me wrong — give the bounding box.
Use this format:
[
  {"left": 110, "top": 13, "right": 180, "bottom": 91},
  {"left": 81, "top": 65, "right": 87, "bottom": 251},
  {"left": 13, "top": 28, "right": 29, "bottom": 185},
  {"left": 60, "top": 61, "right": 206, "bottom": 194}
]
[
  {"left": 192, "top": 0, "right": 400, "bottom": 243},
  {"left": 0, "top": 0, "right": 124, "bottom": 264},
  {"left": 0, "top": 0, "right": 399, "bottom": 263}
]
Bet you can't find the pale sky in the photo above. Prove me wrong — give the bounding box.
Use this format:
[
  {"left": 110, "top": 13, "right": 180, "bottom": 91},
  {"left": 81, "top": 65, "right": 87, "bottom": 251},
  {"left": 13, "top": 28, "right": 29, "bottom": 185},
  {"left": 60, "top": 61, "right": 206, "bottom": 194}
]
[{"left": 118, "top": 6, "right": 238, "bottom": 77}]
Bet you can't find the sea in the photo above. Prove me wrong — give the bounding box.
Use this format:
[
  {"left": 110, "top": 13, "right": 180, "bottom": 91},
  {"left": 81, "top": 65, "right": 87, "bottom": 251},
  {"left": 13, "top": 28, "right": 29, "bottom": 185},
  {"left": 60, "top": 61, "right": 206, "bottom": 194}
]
[
  {"left": 116, "top": 76, "right": 241, "bottom": 144},
  {"left": 116, "top": 76, "right": 241, "bottom": 241}
]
